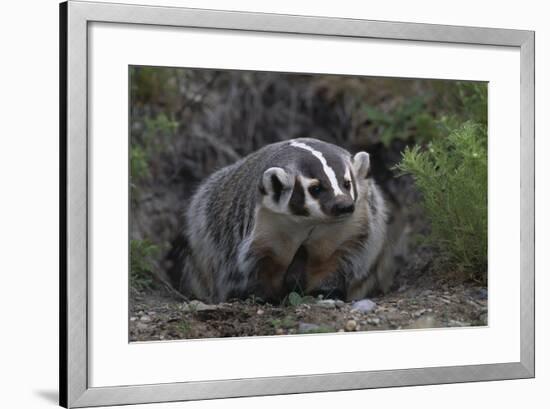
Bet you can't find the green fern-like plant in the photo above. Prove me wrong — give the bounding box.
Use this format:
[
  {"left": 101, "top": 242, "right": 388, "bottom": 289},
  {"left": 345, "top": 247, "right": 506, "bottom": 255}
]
[{"left": 395, "top": 122, "right": 487, "bottom": 278}]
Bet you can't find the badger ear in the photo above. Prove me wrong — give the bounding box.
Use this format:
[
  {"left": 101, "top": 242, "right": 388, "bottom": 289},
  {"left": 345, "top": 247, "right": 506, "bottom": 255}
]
[
  {"left": 353, "top": 151, "right": 370, "bottom": 179},
  {"left": 260, "top": 167, "right": 293, "bottom": 200}
]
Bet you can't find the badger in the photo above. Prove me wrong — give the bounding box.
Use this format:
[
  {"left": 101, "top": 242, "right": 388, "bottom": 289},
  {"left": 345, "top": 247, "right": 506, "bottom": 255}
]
[{"left": 168, "top": 138, "right": 394, "bottom": 303}]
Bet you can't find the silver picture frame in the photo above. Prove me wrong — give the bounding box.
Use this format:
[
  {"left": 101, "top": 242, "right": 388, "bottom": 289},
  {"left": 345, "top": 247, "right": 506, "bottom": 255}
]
[{"left": 60, "top": 1, "right": 535, "bottom": 407}]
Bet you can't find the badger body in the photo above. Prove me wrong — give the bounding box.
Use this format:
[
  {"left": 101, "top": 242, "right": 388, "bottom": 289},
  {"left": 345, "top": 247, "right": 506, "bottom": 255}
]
[{"left": 173, "top": 138, "right": 393, "bottom": 303}]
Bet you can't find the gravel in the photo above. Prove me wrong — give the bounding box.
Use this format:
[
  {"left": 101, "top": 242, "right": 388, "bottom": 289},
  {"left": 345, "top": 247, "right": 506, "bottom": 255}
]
[{"left": 130, "top": 267, "right": 487, "bottom": 341}]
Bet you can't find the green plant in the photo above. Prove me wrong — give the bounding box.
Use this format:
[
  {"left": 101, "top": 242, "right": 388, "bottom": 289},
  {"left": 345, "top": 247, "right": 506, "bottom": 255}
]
[
  {"left": 177, "top": 319, "right": 191, "bottom": 336},
  {"left": 143, "top": 113, "right": 179, "bottom": 144},
  {"left": 364, "top": 96, "right": 437, "bottom": 146},
  {"left": 454, "top": 82, "right": 488, "bottom": 126},
  {"left": 285, "top": 291, "right": 316, "bottom": 307},
  {"left": 270, "top": 316, "right": 296, "bottom": 330},
  {"left": 395, "top": 122, "right": 487, "bottom": 278},
  {"left": 130, "top": 239, "right": 160, "bottom": 291},
  {"left": 130, "top": 145, "right": 150, "bottom": 182},
  {"left": 363, "top": 81, "right": 487, "bottom": 148},
  {"left": 130, "top": 113, "right": 179, "bottom": 203}
]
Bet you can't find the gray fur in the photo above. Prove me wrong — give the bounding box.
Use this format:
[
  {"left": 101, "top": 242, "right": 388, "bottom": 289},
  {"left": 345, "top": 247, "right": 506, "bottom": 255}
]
[{"left": 176, "top": 138, "right": 393, "bottom": 302}]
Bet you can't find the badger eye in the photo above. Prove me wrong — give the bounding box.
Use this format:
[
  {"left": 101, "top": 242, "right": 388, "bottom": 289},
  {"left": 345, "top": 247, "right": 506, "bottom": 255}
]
[
  {"left": 343, "top": 180, "right": 351, "bottom": 190},
  {"left": 308, "top": 184, "right": 323, "bottom": 197}
]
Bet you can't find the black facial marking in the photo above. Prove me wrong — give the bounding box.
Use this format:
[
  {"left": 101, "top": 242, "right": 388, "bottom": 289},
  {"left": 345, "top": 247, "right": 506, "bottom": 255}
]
[
  {"left": 271, "top": 174, "right": 283, "bottom": 203},
  {"left": 308, "top": 183, "right": 323, "bottom": 198},
  {"left": 289, "top": 177, "right": 309, "bottom": 216}
]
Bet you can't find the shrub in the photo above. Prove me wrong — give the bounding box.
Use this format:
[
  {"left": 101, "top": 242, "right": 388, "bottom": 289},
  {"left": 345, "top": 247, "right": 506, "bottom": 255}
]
[
  {"left": 130, "top": 239, "right": 160, "bottom": 291},
  {"left": 395, "top": 122, "right": 487, "bottom": 278},
  {"left": 363, "top": 96, "right": 439, "bottom": 146}
]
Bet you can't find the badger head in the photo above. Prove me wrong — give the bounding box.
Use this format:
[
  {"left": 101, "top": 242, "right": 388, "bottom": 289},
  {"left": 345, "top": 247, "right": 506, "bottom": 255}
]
[{"left": 259, "top": 139, "right": 370, "bottom": 222}]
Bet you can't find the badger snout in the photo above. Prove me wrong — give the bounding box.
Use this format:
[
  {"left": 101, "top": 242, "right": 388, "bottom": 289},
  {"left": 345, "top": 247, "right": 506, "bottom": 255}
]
[{"left": 331, "top": 198, "right": 355, "bottom": 216}]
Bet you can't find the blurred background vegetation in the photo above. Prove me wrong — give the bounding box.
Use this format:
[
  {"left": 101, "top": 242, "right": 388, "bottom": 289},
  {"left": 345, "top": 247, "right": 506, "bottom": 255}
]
[{"left": 129, "top": 66, "right": 487, "bottom": 296}]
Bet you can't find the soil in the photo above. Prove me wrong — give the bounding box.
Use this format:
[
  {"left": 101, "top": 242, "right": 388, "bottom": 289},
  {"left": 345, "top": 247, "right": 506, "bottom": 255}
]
[{"left": 129, "top": 269, "right": 488, "bottom": 341}]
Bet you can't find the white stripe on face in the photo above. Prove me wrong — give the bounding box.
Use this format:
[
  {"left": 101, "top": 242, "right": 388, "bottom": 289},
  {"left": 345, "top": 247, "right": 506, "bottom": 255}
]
[
  {"left": 290, "top": 141, "right": 344, "bottom": 196},
  {"left": 344, "top": 166, "right": 354, "bottom": 200}
]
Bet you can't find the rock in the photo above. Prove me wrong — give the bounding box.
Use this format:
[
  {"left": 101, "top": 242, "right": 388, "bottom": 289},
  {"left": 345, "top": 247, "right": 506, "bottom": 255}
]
[
  {"left": 256, "top": 309, "right": 265, "bottom": 315},
  {"left": 275, "top": 328, "right": 284, "bottom": 335},
  {"left": 335, "top": 300, "right": 345, "bottom": 308},
  {"left": 367, "top": 317, "right": 380, "bottom": 325},
  {"left": 413, "top": 309, "right": 426, "bottom": 318},
  {"left": 407, "top": 315, "right": 438, "bottom": 329},
  {"left": 344, "top": 319, "right": 357, "bottom": 332},
  {"left": 130, "top": 316, "right": 138, "bottom": 322},
  {"left": 140, "top": 315, "right": 151, "bottom": 322},
  {"left": 186, "top": 300, "right": 218, "bottom": 312},
  {"left": 136, "top": 322, "right": 148, "bottom": 331},
  {"left": 475, "top": 288, "right": 488, "bottom": 300},
  {"left": 351, "top": 299, "right": 377, "bottom": 313},
  {"left": 316, "top": 299, "right": 336, "bottom": 309},
  {"left": 298, "top": 323, "right": 320, "bottom": 333},
  {"left": 448, "top": 319, "right": 470, "bottom": 327}
]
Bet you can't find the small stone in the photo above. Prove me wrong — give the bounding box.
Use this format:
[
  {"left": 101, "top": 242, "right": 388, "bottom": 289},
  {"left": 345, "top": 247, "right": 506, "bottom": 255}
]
[
  {"left": 316, "top": 299, "right": 336, "bottom": 309},
  {"left": 335, "top": 300, "right": 345, "bottom": 308},
  {"left": 448, "top": 319, "right": 469, "bottom": 327},
  {"left": 476, "top": 288, "right": 488, "bottom": 300},
  {"left": 345, "top": 319, "right": 357, "bottom": 332},
  {"left": 367, "top": 317, "right": 380, "bottom": 325},
  {"left": 407, "top": 315, "right": 438, "bottom": 329},
  {"left": 256, "top": 309, "right": 265, "bottom": 315},
  {"left": 136, "top": 322, "right": 148, "bottom": 331},
  {"left": 275, "top": 328, "right": 284, "bottom": 335},
  {"left": 130, "top": 316, "right": 138, "bottom": 322},
  {"left": 338, "top": 329, "right": 345, "bottom": 333},
  {"left": 413, "top": 309, "right": 426, "bottom": 318},
  {"left": 140, "top": 315, "right": 151, "bottom": 322},
  {"left": 351, "top": 299, "right": 377, "bottom": 313},
  {"left": 186, "top": 300, "right": 218, "bottom": 312}
]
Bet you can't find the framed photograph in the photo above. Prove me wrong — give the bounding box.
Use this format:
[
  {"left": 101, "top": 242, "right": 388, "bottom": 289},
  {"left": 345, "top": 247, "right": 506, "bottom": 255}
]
[{"left": 60, "top": 1, "right": 534, "bottom": 407}]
